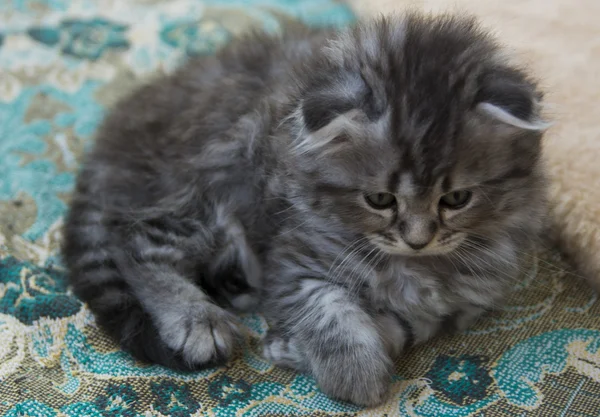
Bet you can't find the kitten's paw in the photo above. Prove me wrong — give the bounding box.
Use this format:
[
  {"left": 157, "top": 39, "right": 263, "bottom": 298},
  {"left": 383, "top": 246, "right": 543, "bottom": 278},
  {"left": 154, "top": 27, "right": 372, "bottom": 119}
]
[
  {"left": 453, "top": 306, "right": 487, "bottom": 332},
  {"left": 313, "top": 347, "right": 392, "bottom": 407},
  {"left": 262, "top": 332, "right": 304, "bottom": 370},
  {"left": 159, "top": 303, "right": 241, "bottom": 368}
]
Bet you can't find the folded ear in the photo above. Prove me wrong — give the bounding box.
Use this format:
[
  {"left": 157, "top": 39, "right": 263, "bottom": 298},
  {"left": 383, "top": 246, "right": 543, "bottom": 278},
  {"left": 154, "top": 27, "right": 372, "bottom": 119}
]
[
  {"left": 301, "top": 71, "right": 375, "bottom": 131},
  {"left": 293, "top": 70, "right": 383, "bottom": 155},
  {"left": 476, "top": 67, "right": 550, "bottom": 131}
]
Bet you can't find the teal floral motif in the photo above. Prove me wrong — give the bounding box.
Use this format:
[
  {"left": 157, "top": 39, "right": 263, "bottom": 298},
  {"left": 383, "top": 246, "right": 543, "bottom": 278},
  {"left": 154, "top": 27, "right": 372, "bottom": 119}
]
[
  {"left": 94, "top": 383, "right": 139, "bottom": 417},
  {"left": 27, "top": 28, "right": 60, "bottom": 45},
  {"left": 0, "top": 257, "right": 81, "bottom": 325},
  {"left": 44, "top": 81, "right": 105, "bottom": 138},
  {"left": 0, "top": 0, "right": 68, "bottom": 13},
  {"left": 61, "top": 403, "right": 103, "bottom": 417},
  {"left": 493, "top": 328, "right": 600, "bottom": 408},
  {"left": 204, "top": 0, "right": 356, "bottom": 29},
  {"left": 3, "top": 400, "right": 57, "bottom": 417},
  {"left": 150, "top": 380, "right": 200, "bottom": 417},
  {"left": 425, "top": 354, "right": 493, "bottom": 405},
  {"left": 62, "top": 323, "right": 218, "bottom": 380},
  {"left": 28, "top": 18, "right": 130, "bottom": 61},
  {"left": 0, "top": 82, "right": 103, "bottom": 241},
  {"left": 160, "top": 19, "right": 231, "bottom": 56},
  {"left": 208, "top": 375, "right": 252, "bottom": 407},
  {"left": 408, "top": 329, "right": 600, "bottom": 417}
]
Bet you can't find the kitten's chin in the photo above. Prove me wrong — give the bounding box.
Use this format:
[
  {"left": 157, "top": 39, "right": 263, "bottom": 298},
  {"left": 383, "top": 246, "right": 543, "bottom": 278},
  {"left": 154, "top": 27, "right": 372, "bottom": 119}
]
[{"left": 369, "top": 233, "right": 467, "bottom": 257}]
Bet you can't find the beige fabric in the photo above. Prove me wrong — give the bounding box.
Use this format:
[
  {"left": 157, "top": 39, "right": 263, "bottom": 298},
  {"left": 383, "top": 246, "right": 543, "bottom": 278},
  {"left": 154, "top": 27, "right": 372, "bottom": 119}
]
[{"left": 348, "top": 0, "right": 600, "bottom": 289}]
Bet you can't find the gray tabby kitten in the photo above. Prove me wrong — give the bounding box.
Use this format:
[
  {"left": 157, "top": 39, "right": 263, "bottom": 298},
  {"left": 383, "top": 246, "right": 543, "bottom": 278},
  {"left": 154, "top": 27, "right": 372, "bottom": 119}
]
[{"left": 63, "top": 13, "right": 548, "bottom": 406}]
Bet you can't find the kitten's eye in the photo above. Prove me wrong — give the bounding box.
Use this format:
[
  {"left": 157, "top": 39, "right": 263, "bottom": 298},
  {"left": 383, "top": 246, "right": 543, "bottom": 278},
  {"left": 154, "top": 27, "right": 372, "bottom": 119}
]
[
  {"left": 440, "top": 190, "right": 472, "bottom": 209},
  {"left": 365, "top": 193, "right": 396, "bottom": 209}
]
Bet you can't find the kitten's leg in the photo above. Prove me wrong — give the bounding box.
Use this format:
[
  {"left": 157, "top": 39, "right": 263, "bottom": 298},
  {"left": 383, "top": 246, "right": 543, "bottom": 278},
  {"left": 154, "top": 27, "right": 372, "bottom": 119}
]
[
  {"left": 118, "top": 216, "right": 254, "bottom": 368},
  {"left": 375, "top": 312, "right": 414, "bottom": 358},
  {"left": 208, "top": 216, "right": 262, "bottom": 312},
  {"left": 122, "top": 258, "right": 240, "bottom": 368},
  {"left": 65, "top": 205, "right": 247, "bottom": 370},
  {"left": 264, "top": 279, "right": 392, "bottom": 406}
]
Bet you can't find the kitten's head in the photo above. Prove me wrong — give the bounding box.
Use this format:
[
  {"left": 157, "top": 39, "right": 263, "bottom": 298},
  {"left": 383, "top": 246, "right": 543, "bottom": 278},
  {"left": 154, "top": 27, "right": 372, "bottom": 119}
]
[{"left": 284, "top": 13, "right": 548, "bottom": 256}]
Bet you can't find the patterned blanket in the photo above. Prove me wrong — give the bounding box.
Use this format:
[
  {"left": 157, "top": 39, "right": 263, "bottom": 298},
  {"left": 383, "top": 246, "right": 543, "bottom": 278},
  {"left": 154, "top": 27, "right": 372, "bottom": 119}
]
[{"left": 1, "top": 1, "right": 600, "bottom": 416}]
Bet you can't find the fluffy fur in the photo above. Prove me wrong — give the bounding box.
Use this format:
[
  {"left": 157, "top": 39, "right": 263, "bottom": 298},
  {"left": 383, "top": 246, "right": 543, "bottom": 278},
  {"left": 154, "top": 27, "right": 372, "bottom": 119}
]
[{"left": 62, "top": 13, "right": 548, "bottom": 406}]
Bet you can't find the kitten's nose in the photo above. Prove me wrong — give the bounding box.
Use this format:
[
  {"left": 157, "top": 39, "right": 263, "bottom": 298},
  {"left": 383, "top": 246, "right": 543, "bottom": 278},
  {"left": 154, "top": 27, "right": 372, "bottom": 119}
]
[
  {"left": 400, "top": 218, "right": 438, "bottom": 251},
  {"left": 405, "top": 240, "right": 429, "bottom": 250}
]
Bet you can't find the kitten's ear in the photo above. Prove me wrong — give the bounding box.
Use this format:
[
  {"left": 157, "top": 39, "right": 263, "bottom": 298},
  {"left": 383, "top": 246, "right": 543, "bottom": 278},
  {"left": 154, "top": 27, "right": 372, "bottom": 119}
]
[
  {"left": 302, "top": 89, "right": 360, "bottom": 132},
  {"left": 294, "top": 71, "right": 382, "bottom": 155},
  {"left": 301, "top": 72, "right": 376, "bottom": 132},
  {"left": 476, "top": 69, "right": 550, "bottom": 131}
]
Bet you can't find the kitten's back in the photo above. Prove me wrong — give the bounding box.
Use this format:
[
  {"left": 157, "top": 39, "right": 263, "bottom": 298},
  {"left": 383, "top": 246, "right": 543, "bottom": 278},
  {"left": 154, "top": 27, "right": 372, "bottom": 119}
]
[{"left": 62, "top": 28, "right": 319, "bottom": 369}]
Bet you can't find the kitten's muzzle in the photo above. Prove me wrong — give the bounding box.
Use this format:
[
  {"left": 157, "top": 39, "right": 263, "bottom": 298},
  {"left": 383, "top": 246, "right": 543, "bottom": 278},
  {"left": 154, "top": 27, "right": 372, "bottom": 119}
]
[{"left": 399, "top": 218, "right": 438, "bottom": 251}]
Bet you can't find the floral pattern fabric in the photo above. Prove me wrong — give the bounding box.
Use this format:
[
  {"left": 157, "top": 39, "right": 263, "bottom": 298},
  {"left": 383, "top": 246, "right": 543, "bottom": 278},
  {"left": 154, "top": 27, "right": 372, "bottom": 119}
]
[{"left": 1, "top": 1, "right": 600, "bottom": 416}]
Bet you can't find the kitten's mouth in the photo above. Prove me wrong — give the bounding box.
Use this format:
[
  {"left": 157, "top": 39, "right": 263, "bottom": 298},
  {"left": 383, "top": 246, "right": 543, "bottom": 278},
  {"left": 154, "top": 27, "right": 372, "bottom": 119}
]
[{"left": 369, "top": 232, "right": 466, "bottom": 257}]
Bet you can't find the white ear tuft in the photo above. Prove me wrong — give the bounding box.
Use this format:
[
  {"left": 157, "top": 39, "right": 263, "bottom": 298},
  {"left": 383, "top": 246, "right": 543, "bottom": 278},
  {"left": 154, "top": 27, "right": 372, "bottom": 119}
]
[
  {"left": 291, "top": 108, "right": 363, "bottom": 156},
  {"left": 477, "top": 102, "right": 551, "bottom": 131}
]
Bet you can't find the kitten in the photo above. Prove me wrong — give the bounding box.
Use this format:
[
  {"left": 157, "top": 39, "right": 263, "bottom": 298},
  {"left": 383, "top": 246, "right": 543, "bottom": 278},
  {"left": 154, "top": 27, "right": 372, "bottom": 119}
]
[{"left": 62, "top": 13, "right": 548, "bottom": 406}]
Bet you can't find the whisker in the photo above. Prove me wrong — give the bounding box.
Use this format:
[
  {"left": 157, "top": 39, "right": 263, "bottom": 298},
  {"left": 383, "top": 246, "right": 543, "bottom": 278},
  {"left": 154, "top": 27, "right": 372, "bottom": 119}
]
[
  {"left": 350, "top": 248, "right": 386, "bottom": 300},
  {"left": 344, "top": 245, "right": 379, "bottom": 295},
  {"left": 456, "top": 241, "right": 556, "bottom": 293},
  {"left": 463, "top": 230, "right": 588, "bottom": 282},
  {"left": 328, "top": 239, "right": 371, "bottom": 288}
]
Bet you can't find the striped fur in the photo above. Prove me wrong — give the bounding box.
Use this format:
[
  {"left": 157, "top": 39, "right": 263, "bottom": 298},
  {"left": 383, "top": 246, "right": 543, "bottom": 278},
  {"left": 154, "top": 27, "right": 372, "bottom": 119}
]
[{"left": 62, "top": 13, "right": 548, "bottom": 405}]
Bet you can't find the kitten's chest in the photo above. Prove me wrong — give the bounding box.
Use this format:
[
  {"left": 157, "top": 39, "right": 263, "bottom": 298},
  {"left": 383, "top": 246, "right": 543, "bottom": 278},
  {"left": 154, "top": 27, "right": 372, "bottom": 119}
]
[
  {"left": 368, "top": 261, "right": 456, "bottom": 318},
  {"left": 364, "top": 260, "right": 463, "bottom": 350},
  {"left": 364, "top": 257, "right": 508, "bottom": 351}
]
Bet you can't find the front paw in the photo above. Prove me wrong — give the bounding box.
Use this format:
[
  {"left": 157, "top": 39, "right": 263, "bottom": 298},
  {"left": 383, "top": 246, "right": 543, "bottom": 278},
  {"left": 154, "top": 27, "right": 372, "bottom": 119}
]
[
  {"left": 158, "top": 303, "right": 241, "bottom": 367},
  {"left": 262, "top": 331, "right": 305, "bottom": 371},
  {"left": 312, "top": 345, "right": 393, "bottom": 407}
]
